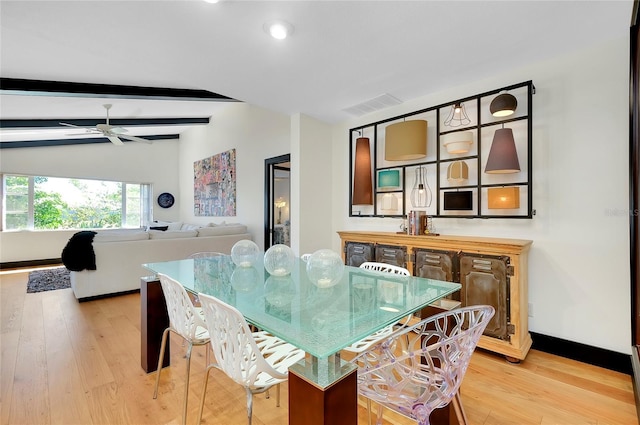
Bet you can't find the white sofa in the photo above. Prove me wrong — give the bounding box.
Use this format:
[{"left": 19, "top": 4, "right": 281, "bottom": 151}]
[{"left": 69, "top": 223, "right": 251, "bottom": 301}]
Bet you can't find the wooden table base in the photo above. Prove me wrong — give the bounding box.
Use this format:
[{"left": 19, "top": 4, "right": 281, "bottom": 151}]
[{"left": 140, "top": 277, "right": 170, "bottom": 373}]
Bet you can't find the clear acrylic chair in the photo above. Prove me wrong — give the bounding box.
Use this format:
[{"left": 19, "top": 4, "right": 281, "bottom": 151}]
[
  {"left": 351, "top": 305, "right": 495, "bottom": 425},
  {"left": 196, "top": 292, "right": 306, "bottom": 425},
  {"left": 153, "top": 273, "right": 211, "bottom": 425},
  {"left": 343, "top": 262, "right": 412, "bottom": 354}
]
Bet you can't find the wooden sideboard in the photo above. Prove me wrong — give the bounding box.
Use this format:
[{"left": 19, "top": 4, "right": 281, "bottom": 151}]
[{"left": 338, "top": 231, "right": 533, "bottom": 361}]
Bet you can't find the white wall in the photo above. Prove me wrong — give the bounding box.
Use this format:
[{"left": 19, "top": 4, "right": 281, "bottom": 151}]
[
  {"left": 178, "top": 103, "right": 291, "bottom": 249},
  {"left": 291, "top": 113, "right": 334, "bottom": 256},
  {"left": 332, "top": 36, "right": 631, "bottom": 354},
  {"left": 0, "top": 140, "right": 180, "bottom": 262}
]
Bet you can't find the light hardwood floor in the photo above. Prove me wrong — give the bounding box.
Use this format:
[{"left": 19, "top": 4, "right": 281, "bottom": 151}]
[{"left": 1, "top": 269, "right": 637, "bottom": 425}]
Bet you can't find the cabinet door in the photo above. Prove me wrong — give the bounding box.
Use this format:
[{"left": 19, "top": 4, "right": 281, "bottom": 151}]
[
  {"left": 375, "top": 244, "right": 407, "bottom": 268},
  {"left": 459, "top": 253, "right": 510, "bottom": 340},
  {"left": 414, "top": 248, "right": 458, "bottom": 281},
  {"left": 344, "top": 242, "right": 375, "bottom": 267}
]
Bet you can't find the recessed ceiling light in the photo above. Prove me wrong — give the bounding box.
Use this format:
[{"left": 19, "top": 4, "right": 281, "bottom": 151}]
[
  {"left": 264, "top": 20, "right": 294, "bottom": 40},
  {"left": 203, "top": 0, "right": 219, "bottom": 3}
]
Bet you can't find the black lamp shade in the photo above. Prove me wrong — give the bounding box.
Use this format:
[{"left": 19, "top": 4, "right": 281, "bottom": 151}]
[
  {"left": 443, "top": 191, "right": 473, "bottom": 210},
  {"left": 485, "top": 128, "right": 521, "bottom": 174},
  {"left": 490, "top": 93, "right": 518, "bottom": 117}
]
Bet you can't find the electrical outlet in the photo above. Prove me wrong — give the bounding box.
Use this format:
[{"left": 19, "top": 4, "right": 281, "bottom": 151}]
[{"left": 528, "top": 303, "right": 533, "bottom": 317}]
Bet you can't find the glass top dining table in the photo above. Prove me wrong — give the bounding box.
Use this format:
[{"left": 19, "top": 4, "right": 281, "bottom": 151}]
[{"left": 143, "top": 255, "right": 461, "bottom": 360}]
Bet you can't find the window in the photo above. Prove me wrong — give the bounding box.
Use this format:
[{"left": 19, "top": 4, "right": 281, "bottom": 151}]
[{"left": 1, "top": 174, "right": 152, "bottom": 231}]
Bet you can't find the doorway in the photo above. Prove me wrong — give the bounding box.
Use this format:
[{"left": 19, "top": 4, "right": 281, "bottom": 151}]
[{"left": 264, "top": 154, "right": 291, "bottom": 250}]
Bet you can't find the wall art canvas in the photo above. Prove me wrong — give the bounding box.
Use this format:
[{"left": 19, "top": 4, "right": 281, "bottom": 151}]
[{"left": 194, "top": 149, "right": 236, "bottom": 216}]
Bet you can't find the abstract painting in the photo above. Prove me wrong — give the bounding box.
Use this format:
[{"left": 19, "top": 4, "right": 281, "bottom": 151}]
[{"left": 194, "top": 149, "right": 236, "bottom": 216}]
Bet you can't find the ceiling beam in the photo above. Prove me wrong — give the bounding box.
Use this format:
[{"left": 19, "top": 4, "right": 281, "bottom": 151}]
[
  {"left": 0, "top": 134, "right": 180, "bottom": 149},
  {"left": 1, "top": 117, "right": 210, "bottom": 128},
  {"left": 0, "top": 78, "right": 238, "bottom": 102}
]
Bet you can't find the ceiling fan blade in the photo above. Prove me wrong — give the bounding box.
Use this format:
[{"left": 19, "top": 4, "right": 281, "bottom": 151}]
[
  {"left": 107, "top": 135, "right": 124, "bottom": 146},
  {"left": 120, "top": 134, "right": 153, "bottom": 144},
  {"left": 60, "top": 122, "right": 80, "bottom": 128}
]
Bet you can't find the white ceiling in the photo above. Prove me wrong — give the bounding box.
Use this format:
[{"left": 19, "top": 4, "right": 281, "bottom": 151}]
[{"left": 0, "top": 0, "right": 633, "bottom": 146}]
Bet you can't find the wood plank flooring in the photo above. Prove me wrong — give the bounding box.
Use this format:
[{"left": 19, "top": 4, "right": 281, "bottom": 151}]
[{"left": 1, "top": 269, "right": 637, "bottom": 425}]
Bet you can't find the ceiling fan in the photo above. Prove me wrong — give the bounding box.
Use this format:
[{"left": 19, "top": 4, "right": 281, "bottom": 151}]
[{"left": 59, "top": 104, "right": 152, "bottom": 145}]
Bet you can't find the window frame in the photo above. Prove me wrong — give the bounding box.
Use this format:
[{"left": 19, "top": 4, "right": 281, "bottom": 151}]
[{"left": 1, "top": 173, "right": 153, "bottom": 232}]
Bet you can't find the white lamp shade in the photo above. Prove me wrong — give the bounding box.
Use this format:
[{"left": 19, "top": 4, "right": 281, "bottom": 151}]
[
  {"left": 442, "top": 132, "right": 473, "bottom": 154},
  {"left": 381, "top": 193, "right": 398, "bottom": 212}
]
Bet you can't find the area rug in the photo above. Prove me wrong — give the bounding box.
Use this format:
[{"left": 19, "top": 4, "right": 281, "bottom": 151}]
[{"left": 27, "top": 266, "right": 71, "bottom": 293}]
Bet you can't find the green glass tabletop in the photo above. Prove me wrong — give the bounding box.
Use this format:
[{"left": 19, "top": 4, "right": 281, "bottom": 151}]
[{"left": 144, "top": 256, "right": 460, "bottom": 359}]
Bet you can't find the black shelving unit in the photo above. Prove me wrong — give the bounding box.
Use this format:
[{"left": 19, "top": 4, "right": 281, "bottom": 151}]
[{"left": 349, "top": 80, "right": 535, "bottom": 219}]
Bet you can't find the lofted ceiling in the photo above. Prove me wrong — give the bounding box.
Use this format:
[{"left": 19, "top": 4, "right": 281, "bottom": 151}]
[{"left": 0, "top": 0, "right": 633, "bottom": 148}]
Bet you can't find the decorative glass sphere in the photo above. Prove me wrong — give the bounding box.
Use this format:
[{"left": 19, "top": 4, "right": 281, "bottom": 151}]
[
  {"left": 231, "top": 240, "right": 260, "bottom": 268},
  {"left": 264, "top": 244, "right": 295, "bottom": 276},
  {"left": 230, "top": 266, "right": 259, "bottom": 292},
  {"left": 306, "top": 249, "right": 345, "bottom": 288}
]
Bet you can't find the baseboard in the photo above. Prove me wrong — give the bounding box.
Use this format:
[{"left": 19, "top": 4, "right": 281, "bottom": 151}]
[
  {"left": 77, "top": 289, "right": 140, "bottom": 303},
  {"left": 530, "top": 331, "right": 632, "bottom": 375},
  {"left": 0, "top": 258, "right": 62, "bottom": 270}
]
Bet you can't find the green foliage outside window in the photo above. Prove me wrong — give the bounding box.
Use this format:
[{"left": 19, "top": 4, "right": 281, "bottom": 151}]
[{"left": 3, "top": 175, "right": 147, "bottom": 231}]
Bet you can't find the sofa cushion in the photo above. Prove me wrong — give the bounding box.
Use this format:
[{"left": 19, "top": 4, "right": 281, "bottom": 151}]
[
  {"left": 197, "top": 224, "right": 247, "bottom": 237},
  {"left": 94, "top": 230, "right": 150, "bottom": 243},
  {"left": 149, "top": 229, "right": 199, "bottom": 239},
  {"left": 180, "top": 223, "right": 202, "bottom": 231}
]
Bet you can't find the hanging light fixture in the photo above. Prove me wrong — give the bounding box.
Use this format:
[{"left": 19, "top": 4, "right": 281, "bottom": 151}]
[
  {"left": 410, "top": 166, "right": 432, "bottom": 208},
  {"left": 352, "top": 132, "right": 373, "bottom": 205},
  {"left": 490, "top": 91, "right": 518, "bottom": 117},
  {"left": 444, "top": 102, "right": 471, "bottom": 127},
  {"left": 384, "top": 120, "right": 427, "bottom": 161},
  {"left": 377, "top": 169, "right": 401, "bottom": 190},
  {"left": 381, "top": 193, "right": 399, "bottom": 212},
  {"left": 442, "top": 131, "right": 474, "bottom": 154},
  {"left": 488, "top": 187, "right": 520, "bottom": 209},
  {"left": 485, "top": 126, "right": 521, "bottom": 174},
  {"left": 447, "top": 160, "right": 469, "bottom": 184}
]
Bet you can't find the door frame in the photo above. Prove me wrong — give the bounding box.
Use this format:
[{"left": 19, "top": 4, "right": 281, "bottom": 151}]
[{"left": 264, "top": 154, "right": 291, "bottom": 250}]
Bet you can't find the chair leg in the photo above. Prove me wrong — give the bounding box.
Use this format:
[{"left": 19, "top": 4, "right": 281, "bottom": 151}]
[
  {"left": 245, "top": 387, "right": 254, "bottom": 425},
  {"left": 181, "top": 342, "right": 194, "bottom": 425},
  {"left": 376, "top": 403, "right": 384, "bottom": 425},
  {"left": 366, "top": 398, "right": 372, "bottom": 425},
  {"left": 153, "top": 328, "right": 171, "bottom": 399},
  {"left": 197, "top": 365, "right": 214, "bottom": 424},
  {"left": 276, "top": 383, "right": 280, "bottom": 407},
  {"left": 452, "top": 391, "right": 468, "bottom": 425}
]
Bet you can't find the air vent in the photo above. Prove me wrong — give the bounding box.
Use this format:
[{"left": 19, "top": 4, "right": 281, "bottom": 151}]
[{"left": 342, "top": 93, "right": 402, "bottom": 116}]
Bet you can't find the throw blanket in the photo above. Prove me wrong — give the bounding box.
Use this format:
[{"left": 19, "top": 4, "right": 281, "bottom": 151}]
[{"left": 61, "top": 231, "right": 98, "bottom": 272}]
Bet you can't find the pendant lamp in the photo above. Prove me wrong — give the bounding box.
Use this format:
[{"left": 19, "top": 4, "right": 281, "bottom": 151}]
[
  {"left": 490, "top": 92, "right": 518, "bottom": 117},
  {"left": 488, "top": 187, "right": 520, "bottom": 209},
  {"left": 447, "top": 160, "right": 469, "bottom": 184},
  {"left": 410, "top": 166, "right": 432, "bottom": 208},
  {"left": 444, "top": 102, "right": 471, "bottom": 127},
  {"left": 485, "top": 127, "right": 520, "bottom": 174},
  {"left": 385, "top": 120, "right": 427, "bottom": 161},
  {"left": 352, "top": 136, "right": 373, "bottom": 205}
]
